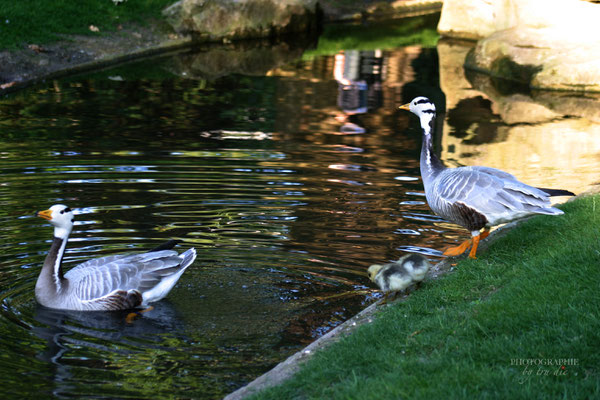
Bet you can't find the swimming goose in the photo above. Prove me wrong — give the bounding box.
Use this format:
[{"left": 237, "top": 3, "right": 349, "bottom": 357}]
[
  {"left": 399, "top": 97, "right": 574, "bottom": 259},
  {"left": 35, "top": 204, "right": 196, "bottom": 311},
  {"left": 368, "top": 254, "right": 431, "bottom": 303}
]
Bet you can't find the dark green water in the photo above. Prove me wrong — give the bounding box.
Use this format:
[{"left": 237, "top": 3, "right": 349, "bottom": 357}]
[{"left": 0, "top": 39, "right": 459, "bottom": 398}]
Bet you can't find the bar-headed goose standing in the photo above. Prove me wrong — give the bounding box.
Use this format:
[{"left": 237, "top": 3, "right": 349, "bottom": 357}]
[{"left": 399, "top": 97, "right": 573, "bottom": 259}]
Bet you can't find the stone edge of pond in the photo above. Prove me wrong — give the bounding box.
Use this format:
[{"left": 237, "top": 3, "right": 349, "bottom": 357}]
[{"left": 223, "top": 219, "right": 526, "bottom": 400}]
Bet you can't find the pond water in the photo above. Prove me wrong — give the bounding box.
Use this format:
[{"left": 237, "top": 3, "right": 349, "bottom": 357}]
[{"left": 1, "top": 17, "right": 597, "bottom": 399}]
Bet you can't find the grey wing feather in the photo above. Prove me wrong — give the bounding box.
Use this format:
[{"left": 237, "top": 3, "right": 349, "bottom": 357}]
[
  {"left": 64, "top": 250, "right": 186, "bottom": 301},
  {"left": 73, "top": 253, "right": 132, "bottom": 270},
  {"left": 469, "top": 166, "right": 518, "bottom": 182},
  {"left": 433, "top": 168, "right": 505, "bottom": 216},
  {"left": 433, "top": 167, "right": 556, "bottom": 222}
]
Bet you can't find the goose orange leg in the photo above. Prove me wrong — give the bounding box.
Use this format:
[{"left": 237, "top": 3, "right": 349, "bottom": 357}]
[
  {"left": 125, "top": 305, "right": 154, "bottom": 324},
  {"left": 469, "top": 229, "right": 490, "bottom": 259},
  {"left": 444, "top": 228, "right": 490, "bottom": 259},
  {"left": 468, "top": 234, "right": 481, "bottom": 259},
  {"left": 480, "top": 229, "right": 490, "bottom": 240},
  {"left": 443, "top": 239, "right": 473, "bottom": 257},
  {"left": 468, "top": 228, "right": 490, "bottom": 259}
]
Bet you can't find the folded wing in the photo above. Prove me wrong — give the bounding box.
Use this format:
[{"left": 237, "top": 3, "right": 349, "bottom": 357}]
[{"left": 65, "top": 249, "right": 195, "bottom": 303}]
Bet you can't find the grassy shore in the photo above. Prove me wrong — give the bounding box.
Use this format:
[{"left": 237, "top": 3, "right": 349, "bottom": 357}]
[
  {"left": 250, "top": 194, "right": 600, "bottom": 399},
  {"left": 0, "top": 0, "right": 173, "bottom": 49},
  {"left": 303, "top": 13, "right": 439, "bottom": 58}
]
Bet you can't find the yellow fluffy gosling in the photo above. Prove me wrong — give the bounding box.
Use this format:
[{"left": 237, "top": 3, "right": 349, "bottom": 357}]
[{"left": 367, "top": 254, "right": 431, "bottom": 304}]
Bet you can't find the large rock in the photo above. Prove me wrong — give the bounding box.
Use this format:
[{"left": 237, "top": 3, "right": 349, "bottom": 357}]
[
  {"left": 439, "top": 0, "right": 600, "bottom": 41},
  {"left": 439, "top": 0, "right": 600, "bottom": 92},
  {"left": 437, "top": 0, "right": 497, "bottom": 41},
  {"left": 464, "top": 24, "right": 600, "bottom": 92},
  {"left": 437, "top": 38, "right": 600, "bottom": 195},
  {"left": 163, "top": 0, "right": 320, "bottom": 41}
]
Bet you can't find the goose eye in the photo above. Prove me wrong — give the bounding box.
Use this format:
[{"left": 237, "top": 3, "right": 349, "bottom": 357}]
[{"left": 60, "top": 207, "right": 72, "bottom": 214}]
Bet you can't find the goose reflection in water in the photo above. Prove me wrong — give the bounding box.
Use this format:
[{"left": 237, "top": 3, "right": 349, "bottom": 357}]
[{"left": 33, "top": 301, "right": 185, "bottom": 364}]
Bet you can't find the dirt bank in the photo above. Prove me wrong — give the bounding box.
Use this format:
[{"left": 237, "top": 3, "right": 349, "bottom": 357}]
[{"left": 0, "top": 21, "right": 191, "bottom": 92}]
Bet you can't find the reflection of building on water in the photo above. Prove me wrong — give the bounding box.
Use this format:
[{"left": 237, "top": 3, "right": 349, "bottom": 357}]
[
  {"left": 272, "top": 46, "right": 427, "bottom": 136},
  {"left": 333, "top": 50, "right": 385, "bottom": 134},
  {"left": 333, "top": 50, "right": 384, "bottom": 124}
]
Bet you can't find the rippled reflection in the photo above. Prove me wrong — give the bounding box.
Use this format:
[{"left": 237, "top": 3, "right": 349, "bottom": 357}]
[{"left": 0, "top": 44, "right": 450, "bottom": 397}]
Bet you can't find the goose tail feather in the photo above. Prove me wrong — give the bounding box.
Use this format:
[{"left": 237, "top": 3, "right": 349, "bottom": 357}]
[
  {"left": 149, "top": 239, "right": 181, "bottom": 252},
  {"left": 536, "top": 207, "right": 564, "bottom": 215},
  {"left": 179, "top": 248, "right": 196, "bottom": 270},
  {"left": 536, "top": 188, "right": 575, "bottom": 197},
  {"left": 141, "top": 248, "right": 196, "bottom": 305}
]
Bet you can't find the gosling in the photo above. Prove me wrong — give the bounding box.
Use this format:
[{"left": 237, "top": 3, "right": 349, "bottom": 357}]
[{"left": 367, "top": 254, "right": 431, "bottom": 304}]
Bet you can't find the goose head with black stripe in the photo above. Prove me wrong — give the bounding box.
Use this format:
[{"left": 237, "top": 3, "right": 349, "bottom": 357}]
[
  {"left": 34, "top": 204, "right": 196, "bottom": 311},
  {"left": 398, "top": 97, "right": 445, "bottom": 190},
  {"left": 399, "top": 97, "right": 574, "bottom": 259}
]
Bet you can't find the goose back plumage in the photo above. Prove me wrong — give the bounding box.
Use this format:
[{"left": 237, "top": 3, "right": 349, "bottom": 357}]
[
  {"left": 65, "top": 249, "right": 196, "bottom": 307},
  {"left": 429, "top": 166, "right": 563, "bottom": 229}
]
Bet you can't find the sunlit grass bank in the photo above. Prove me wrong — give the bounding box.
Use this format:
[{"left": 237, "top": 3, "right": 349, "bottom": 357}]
[
  {"left": 0, "top": 0, "right": 173, "bottom": 49},
  {"left": 304, "top": 13, "right": 440, "bottom": 58},
  {"left": 251, "top": 194, "right": 600, "bottom": 399}
]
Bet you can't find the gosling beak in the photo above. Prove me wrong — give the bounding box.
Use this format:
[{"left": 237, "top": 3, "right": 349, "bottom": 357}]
[
  {"left": 398, "top": 103, "right": 410, "bottom": 111},
  {"left": 36, "top": 209, "right": 53, "bottom": 221}
]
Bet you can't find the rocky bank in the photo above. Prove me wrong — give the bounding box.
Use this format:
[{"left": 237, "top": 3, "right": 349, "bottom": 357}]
[{"left": 439, "top": 0, "right": 600, "bottom": 92}]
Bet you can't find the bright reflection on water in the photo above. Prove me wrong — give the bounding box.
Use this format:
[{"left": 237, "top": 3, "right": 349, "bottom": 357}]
[{"left": 5, "top": 32, "right": 592, "bottom": 397}]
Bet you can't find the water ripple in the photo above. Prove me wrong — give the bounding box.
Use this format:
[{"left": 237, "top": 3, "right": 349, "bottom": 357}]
[{"left": 0, "top": 47, "right": 472, "bottom": 399}]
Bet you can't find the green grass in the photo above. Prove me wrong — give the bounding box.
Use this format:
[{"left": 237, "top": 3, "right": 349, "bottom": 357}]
[
  {"left": 304, "top": 13, "right": 440, "bottom": 58},
  {"left": 251, "top": 194, "right": 600, "bottom": 399},
  {"left": 0, "top": 0, "right": 173, "bottom": 49}
]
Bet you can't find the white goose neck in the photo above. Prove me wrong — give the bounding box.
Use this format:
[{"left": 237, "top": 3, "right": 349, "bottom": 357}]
[
  {"left": 54, "top": 225, "right": 72, "bottom": 240},
  {"left": 420, "top": 113, "right": 435, "bottom": 135},
  {"left": 51, "top": 225, "right": 71, "bottom": 291}
]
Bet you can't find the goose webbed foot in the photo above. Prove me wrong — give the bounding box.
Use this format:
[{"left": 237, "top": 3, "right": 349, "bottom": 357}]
[{"left": 125, "top": 305, "right": 155, "bottom": 324}]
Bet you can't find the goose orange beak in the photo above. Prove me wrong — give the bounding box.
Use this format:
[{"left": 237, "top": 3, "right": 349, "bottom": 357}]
[
  {"left": 36, "top": 209, "right": 53, "bottom": 221},
  {"left": 398, "top": 103, "right": 410, "bottom": 111}
]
